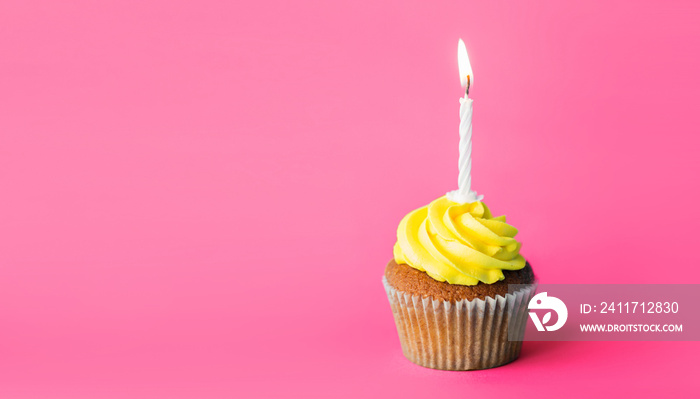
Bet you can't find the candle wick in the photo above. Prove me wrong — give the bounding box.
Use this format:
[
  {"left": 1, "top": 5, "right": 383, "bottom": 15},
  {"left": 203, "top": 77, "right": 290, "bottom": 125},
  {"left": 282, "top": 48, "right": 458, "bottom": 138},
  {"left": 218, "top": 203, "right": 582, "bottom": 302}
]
[{"left": 465, "top": 75, "right": 471, "bottom": 96}]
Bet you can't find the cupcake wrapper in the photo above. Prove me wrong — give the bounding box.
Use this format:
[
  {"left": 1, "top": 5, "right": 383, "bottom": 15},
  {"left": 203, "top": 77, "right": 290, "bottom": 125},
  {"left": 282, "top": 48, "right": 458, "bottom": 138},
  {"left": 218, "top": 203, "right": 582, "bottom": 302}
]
[{"left": 383, "top": 277, "right": 536, "bottom": 370}]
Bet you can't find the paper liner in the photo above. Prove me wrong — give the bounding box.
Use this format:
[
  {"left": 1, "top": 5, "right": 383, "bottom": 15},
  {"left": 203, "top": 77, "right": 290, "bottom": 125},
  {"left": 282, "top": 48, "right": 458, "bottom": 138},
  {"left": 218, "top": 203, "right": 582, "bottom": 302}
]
[{"left": 383, "top": 277, "right": 536, "bottom": 370}]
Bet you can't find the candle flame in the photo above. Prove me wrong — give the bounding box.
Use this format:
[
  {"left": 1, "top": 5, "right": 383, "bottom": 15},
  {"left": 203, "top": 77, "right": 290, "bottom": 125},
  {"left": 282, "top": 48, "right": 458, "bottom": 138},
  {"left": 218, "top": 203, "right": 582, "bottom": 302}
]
[{"left": 458, "top": 39, "right": 473, "bottom": 89}]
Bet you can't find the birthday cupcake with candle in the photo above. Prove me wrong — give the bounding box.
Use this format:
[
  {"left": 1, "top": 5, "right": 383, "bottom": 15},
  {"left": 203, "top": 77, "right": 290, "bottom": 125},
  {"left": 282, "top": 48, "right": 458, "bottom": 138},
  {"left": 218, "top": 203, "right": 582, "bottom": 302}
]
[{"left": 383, "top": 39, "right": 536, "bottom": 371}]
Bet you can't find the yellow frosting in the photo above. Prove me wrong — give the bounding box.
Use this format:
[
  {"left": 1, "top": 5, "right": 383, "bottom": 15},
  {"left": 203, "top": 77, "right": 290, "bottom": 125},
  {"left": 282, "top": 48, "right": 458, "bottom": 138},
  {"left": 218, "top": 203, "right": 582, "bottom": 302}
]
[{"left": 393, "top": 196, "right": 525, "bottom": 285}]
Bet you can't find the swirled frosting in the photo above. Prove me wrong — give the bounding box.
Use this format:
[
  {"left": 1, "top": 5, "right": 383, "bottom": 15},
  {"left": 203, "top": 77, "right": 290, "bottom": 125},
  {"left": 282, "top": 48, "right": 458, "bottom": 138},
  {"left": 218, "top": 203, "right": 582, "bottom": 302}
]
[{"left": 393, "top": 196, "right": 525, "bottom": 285}]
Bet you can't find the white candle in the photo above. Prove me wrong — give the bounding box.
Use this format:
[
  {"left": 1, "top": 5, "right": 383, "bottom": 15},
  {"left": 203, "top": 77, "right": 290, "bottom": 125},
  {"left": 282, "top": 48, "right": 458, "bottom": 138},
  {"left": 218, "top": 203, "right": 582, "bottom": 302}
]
[{"left": 447, "top": 39, "right": 483, "bottom": 203}]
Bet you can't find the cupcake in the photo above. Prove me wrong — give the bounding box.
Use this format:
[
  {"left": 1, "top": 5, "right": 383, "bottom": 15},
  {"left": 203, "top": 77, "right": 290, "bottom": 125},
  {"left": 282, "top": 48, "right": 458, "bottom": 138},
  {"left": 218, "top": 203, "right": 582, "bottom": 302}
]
[{"left": 383, "top": 196, "right": 536, "bottom": 370}]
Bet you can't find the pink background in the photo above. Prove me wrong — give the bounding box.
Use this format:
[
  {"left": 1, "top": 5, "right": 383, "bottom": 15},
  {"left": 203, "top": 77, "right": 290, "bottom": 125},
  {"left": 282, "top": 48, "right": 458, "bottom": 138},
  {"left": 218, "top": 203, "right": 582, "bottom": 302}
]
[{"left": 1, "top": 0, "right": 699, "bottom": 397}]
